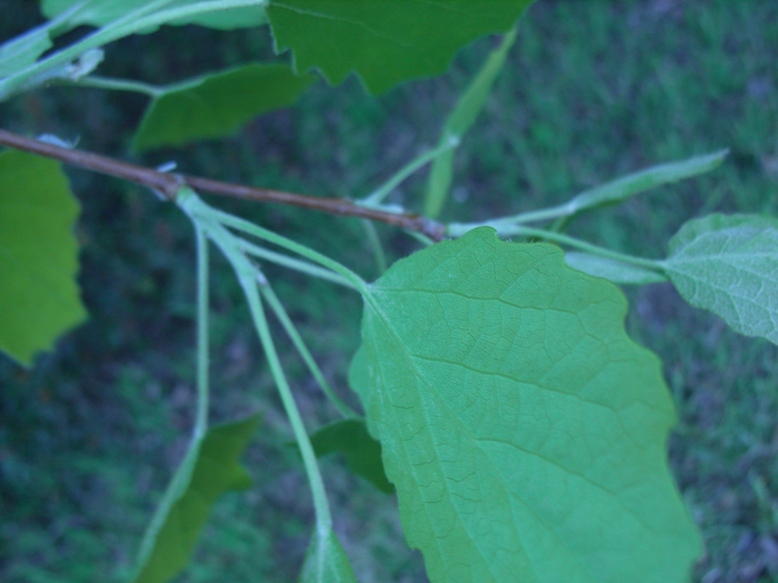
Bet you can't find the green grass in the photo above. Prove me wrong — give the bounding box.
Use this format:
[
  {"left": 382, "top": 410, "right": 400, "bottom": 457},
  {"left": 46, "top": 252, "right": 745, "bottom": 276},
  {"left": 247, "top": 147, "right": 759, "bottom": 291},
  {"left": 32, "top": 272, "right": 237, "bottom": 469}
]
[{"left": 2, "top": 0, "right": 778, "bottom": 581}]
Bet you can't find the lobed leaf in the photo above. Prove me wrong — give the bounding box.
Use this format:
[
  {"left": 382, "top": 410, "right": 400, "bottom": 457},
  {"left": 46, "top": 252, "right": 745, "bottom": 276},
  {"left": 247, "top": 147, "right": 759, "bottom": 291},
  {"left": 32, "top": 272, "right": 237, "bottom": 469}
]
[
  {"left": 565, "top": 150, "right": 728, "bottom": 217},
  {"left": 132, "top": 414, "right": 261, "bottom": 583},
  {"left": 310, "top": 418, "right": 393, "bottom": 494},
  {"left": 564, "top": 252, "right": 667, "bottom": 285},
  {"left": 425, "top": 27, "right": 517, "bottom": 218},
  {"left": 300, "top": 529, "right": 357, "bottom": 583},
  {"left": 133, "top": 63, "right": 315, "bottom": 151},
  {"left": 0, "top": 150, "right": 87, "bottom": 366},
  {"left": 663, "top": 213, "right": 778, "bottom": 345},
  {"left": 266, "top": 0, "right": 534, "bottom": 94},
  {"left": 359, "top": 227, "right": 701, "bottom": 582}
]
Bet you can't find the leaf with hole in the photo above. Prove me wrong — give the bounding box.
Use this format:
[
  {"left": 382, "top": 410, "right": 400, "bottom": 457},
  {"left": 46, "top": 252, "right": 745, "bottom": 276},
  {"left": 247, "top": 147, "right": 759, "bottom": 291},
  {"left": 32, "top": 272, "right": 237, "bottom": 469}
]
[
  {"left": 359, "top": 227, "right": 701, "bottom": 582},
  {"left": 133, "top": 63, "right": 315, "bottom": 151},
  {"left": 0, "top": 150, "right": 87, "bottom": 366},
  {"left": 662, "top": 213, "right": 778, "bottom": 345},
  {"left": 267, "top": 0, "right": 534, "bottom": 94},
  {"left": 131, "top": 414, "right": 261, "bottom": 583}
]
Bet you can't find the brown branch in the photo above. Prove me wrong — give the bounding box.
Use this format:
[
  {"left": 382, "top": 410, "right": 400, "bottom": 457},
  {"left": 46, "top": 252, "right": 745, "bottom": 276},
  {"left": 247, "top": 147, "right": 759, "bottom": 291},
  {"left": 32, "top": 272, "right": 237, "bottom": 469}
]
[{"left": 0, "top": 128, "right": 446, "bottom": 241}]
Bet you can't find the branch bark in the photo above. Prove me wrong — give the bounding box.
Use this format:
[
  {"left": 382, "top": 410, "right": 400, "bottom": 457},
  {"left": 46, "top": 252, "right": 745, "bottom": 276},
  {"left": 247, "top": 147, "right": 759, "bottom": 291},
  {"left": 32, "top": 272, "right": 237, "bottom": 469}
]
[{"left": 0, "top": 128, "right": 446, "bottom": 241}]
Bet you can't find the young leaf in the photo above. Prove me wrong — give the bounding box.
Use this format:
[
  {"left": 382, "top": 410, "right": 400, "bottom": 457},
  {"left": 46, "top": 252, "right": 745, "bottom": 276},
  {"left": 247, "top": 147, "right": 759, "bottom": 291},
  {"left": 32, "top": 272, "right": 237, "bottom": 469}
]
[
  {"left": 565, "top": 149, "right": 728, "bottom": 216},
  {"left": 310, "top": 419, "right": 394, "bottom": 494},
  {"left": 564, "top": 251, "right": 667, "bottom": 285},
  {"left": 662, "top": 213, "right": 778, "bottom": 345},
  {"left": 132, "top": 414, "right": 261, "bottom": 583},
  {"left": 425, "top": 27, "right": 517, "bottom": 218},
  {"left": 300, "top": 529, "right": 357, "bottom": 583},
  {"left": 266, "top": 0, "right": 534, "bottom": 94},
  {"left": 0, "top": 150, "right": 87, "bottom": 366},
  {"left": 360, "top": 227, "right": 701, "bottom": 582},
  {"left": 133, "top": 63, "right": 315, "bottom": 151}
]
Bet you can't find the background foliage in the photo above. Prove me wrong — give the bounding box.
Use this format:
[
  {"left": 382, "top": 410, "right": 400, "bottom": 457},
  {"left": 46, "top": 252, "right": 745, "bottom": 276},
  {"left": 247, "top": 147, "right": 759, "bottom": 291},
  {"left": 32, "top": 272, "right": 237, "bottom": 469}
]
[{"left": 1, "top": 0, "right": 777, "bottom": 581}]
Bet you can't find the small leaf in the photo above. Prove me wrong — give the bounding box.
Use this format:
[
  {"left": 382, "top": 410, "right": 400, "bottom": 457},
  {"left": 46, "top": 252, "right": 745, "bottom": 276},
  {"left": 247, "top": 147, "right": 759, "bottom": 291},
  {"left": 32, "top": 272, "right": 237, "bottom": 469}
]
[
  {"left": 360, "top": 227, "right": 701, "bottom": 582},
  {"left": 41, "top": 0, "right": 266, "bottom": 32},
  {"left": 133, "top": 63, "right": 315, "bottom": 151},
  {"left": 565, "top": 252, "right": 667, "bottom": 285},
  {"left": 663, "top": 213, "right": 778, "bottom": 344},
  {"left": 0, "top": 150, "right": 87, "bottom": 366},
  {"left": 267, "top": 0, "right": 534, "bottom": 94},
  {"left": 132, "top": 414, "right": 261, "bottom": 583},
  {"left": 425, "top": 27, "right": 517, "bottom": 218},
  {"left": 566, "top": 149, "right": 728, "bottom": 216},
  {"left": 0, "top": 25, "right": 52, "bottom": 77},
  {"left": 300, "top": 529, "right": 357, "bottom": 583},
  {"left": 310, "top": 419, "right": 394, "bottom": 494}
]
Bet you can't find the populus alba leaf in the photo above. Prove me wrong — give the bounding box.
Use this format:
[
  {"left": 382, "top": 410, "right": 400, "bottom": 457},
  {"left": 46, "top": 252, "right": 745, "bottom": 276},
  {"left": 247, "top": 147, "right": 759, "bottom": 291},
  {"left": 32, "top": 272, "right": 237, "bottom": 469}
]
[
  {"left": 663, "top": 213, "right": 778, "bottom": 345},
  {"left": 133, "top": 63, "right": 315, "bottom": 151},
  {"left": 425, "top": 26, "right": 517, "bottom": 218},
  {"left": 300, "top": 529, "right": 357, "bottom": 583},
  {"left": 132, "top": 414, "right": 261, "bottom": 583},
  {"left": 360, "top": 227, "right": 701, "bottom": 583},
  {"left": 267, "top": 0, "right": 534, "bottom": 94},
  {"left": 310, "top": 418, "right": 393, "bottom": 494},
  {"left": 0, "top": 150, "right": 87, "bottom": 366},
  {"left": 41, "top": 0, "right": 266, "bottom": 32},
  {"left": 0, "top": 23, "right": 53, "bottom": 77}
]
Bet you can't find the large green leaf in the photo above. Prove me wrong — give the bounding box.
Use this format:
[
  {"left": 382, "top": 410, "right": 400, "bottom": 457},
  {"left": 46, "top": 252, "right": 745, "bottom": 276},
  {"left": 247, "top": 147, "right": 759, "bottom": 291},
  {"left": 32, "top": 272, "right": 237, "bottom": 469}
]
[
  {"left": 310, "top": 418, "right": 393, "bottom": 494},
  {"left": 0, "top": 150, "right": 86, "bottom": 366},
  {"left": 41, "top": 0, "right": 266, "bottom": 32},
  {"left": 360, "top": 227, "right": 701, "bottom": 582},
  {"left": 300, "top": 529, "right": 357, "bottom": 583},
  {"left": 663, "top": 213, "right": 778, "bottom": 345},
  {"left": 133, "top": 63, "right": 315, "bottom": 151},
  {"left": 132, "top": 414, "right": 261, "bottom": 583},
  {"left": 425, "top": 27, "right": 517, "bottom": 218},
  {"left": 267, "top": 0, "right": 534, "bottom": 94}
]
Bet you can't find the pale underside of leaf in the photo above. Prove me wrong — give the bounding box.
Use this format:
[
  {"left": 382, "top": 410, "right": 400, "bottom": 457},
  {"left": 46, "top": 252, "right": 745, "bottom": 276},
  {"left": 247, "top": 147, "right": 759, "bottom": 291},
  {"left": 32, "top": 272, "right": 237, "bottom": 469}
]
[
  {"left": 663, "top": 213, "right": 778, "bottom": 345},
  {"left": 360, "top": 227, "right": 701, "bottom": 583}
]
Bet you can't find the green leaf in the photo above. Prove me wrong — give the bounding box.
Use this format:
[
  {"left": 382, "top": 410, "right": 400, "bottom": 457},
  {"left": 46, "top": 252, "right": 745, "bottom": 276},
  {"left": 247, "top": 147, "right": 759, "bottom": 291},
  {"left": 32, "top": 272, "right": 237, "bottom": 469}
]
[
  {"left": 133, "top": 63, "right": 315, "bottom": 151},
  {"left": 41, "top": 0, "right": 266, "bottom": 32},
  {"left": 0, "top": 150, "right": 87, "bottom": 366},
  {"left": 564, "top": 252, "right": 667, "bottom": 285},
  {"left": 267, "top": 0, "right": 534, "bottom": 94},
  {"left": 425, "top": 27, "right": 517, "bottom": 218},
  {"left": 360, "top": 227, "right": 701, "bottom": 582},
  {"left": 310, "top": 419, "right": 394, "bottom": 494},
  {"left": 663, "top": 213, "right": 778, "bottom": 345},
  {"left": 300, "top": 529, "right": 357, "bottom": 583},
  {"left": 132, "top": 414, "right": 261, "bottom": 583},
  {"left": 0, "top": 25, "right": 53, "bottom": 77},
  {"left": 564, "top": 149, "right": 728, "bottom": 217}
]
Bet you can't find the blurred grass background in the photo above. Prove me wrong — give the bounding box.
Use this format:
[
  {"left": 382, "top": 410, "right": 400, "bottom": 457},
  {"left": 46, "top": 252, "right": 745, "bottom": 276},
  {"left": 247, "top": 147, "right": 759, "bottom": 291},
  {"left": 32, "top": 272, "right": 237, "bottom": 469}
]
[{"left": 1, "top": 0, "right": 777, "bottom": 581}]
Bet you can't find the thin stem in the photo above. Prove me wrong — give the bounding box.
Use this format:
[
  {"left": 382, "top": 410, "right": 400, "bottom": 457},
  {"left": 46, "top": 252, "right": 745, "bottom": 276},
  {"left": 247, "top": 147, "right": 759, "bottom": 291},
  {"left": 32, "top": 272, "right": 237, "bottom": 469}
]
[
  {"left": 259, "top": 281, "right": 360, "bottom": 419},
  {"left": 202, "top": 205, "right": 371, "bottom": 296},
  {"left": 361, "top": 219, "right": 387, "bottom": 276},
  {"left": 0, "top": 129, "right": 446, "bottom": 240},
  {"left": 239, "top": 263, "right": 333, "bottom": 534},
  {"left": 484, "top": 224, "right": 665, "bottom": 272},
  {"left": 194, "top": 225, "right": 210, "bottom": 438},
  {"left": 237, "top": 239, "right": 356, "bottom": 290},
  {"left": 69, "top": 75, "right": 164, "bottom": 97},
  {"left": 447, "top": 203, "right": 572, "bottom": 237},
  {"left": 362, "top": 138, "right": 457, "bottom": 205}
]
